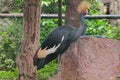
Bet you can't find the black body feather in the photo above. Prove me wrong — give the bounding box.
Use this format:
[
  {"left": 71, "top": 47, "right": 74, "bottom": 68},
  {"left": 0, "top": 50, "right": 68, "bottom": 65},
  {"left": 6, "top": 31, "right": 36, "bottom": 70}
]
[{"left": 37, "top": 13, "right": 86, "bottom": 69}]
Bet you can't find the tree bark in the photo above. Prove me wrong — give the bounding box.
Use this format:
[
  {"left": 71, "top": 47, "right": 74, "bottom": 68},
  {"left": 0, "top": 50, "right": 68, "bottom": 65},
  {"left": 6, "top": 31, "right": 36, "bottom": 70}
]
[
  {"left": 65, "top": 0, "right": 82, "bottom": 27},
  {"left": 110, "top": 1, "right": 120, "bottom": 25},
  {"left": 16, "top": 0, "right": 41, "bottom": 80}
]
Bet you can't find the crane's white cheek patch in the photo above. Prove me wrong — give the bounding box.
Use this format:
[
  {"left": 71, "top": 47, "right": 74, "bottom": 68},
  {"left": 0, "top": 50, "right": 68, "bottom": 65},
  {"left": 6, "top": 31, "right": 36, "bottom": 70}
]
[{"left": 37, "top": 36, "right": 64, "bottom": 58}]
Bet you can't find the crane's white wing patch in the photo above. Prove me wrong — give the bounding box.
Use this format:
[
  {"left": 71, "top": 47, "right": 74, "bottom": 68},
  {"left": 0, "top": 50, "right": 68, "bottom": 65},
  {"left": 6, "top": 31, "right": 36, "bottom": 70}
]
[
  {"left": 61, "top": 36, "right": 64, "bottom": 41},
  {"left": 38, "top": 36, "right": 64, "bottom": 58}
]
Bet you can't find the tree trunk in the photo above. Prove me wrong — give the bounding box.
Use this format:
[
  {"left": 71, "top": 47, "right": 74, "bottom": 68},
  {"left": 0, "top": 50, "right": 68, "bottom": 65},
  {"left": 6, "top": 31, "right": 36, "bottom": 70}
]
[
  {"left": 110, "top": 1, "right": 120, "bottom": 25},
  {"left": 58, "top": 0, "right": 82, "bottom": 79},
  {"left": 16, "top": 0, "right": 41, "bottom": 80},
  {"left": 65, "top": 0, "right": 82, "bottom": 27}
]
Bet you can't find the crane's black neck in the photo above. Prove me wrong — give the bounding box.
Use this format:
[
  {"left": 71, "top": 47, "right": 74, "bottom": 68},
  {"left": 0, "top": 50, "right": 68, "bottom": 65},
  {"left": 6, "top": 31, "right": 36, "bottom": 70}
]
[
  {"left": 79, "top": 12, "right": 85, "bottom": 28},
  {"left": 76, "top": 12, "right": 86, "bottom": 36},
  {"left": 70, "top": 12, "right": 86, "bottom": 42}
]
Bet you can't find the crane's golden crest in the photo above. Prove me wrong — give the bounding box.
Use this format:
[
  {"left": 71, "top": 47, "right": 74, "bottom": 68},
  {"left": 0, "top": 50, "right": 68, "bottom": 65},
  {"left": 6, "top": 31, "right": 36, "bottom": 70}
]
[{"left": 77, "top": 1, "right": 89, "bottom": 13}]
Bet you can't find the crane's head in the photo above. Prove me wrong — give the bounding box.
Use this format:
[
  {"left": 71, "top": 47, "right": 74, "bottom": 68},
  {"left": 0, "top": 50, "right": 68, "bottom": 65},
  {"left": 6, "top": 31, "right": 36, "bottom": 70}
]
[{"left": 77, "top": 1, "right": 89, "bottom": 15}]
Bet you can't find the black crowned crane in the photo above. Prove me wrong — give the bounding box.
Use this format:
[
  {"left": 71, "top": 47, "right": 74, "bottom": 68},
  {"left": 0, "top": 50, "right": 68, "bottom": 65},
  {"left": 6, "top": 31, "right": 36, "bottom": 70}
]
[{"left": 37, "top": 2, "right": 89, "bottom": 70}]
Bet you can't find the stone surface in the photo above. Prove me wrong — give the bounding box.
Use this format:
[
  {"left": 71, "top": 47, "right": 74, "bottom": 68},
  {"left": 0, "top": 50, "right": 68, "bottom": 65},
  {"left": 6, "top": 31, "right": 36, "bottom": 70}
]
[{"left": 49, "top": 37, "right": 120, "bottom": 80}]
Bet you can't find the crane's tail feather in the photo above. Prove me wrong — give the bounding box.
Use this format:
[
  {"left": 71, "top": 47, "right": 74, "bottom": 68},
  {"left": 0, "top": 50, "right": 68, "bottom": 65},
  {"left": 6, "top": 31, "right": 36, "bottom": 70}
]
[
  {"left": 37, "top": 52, "right": 58, "bottom": 70},
  {"left": 37, "top": 58, "right": 45, "bottom": 69}
]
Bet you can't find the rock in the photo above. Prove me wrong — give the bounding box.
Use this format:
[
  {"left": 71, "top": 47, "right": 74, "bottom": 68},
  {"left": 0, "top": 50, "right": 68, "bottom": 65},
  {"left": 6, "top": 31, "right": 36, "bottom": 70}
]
[
  {"left": 49, "top": 37, "right": 120, "bottom": 80},
  {"left": 48, "top": 72, "right": 60, "bottom": 80}
]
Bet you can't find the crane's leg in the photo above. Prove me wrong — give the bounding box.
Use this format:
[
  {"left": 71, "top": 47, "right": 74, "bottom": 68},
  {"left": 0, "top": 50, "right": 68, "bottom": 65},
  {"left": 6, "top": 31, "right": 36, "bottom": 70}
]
[
  {"left": 58, "top": 54, "right": 62, "bottom": 72},
  {"left": 58, "top": 54, "right": 62, "bottom": 64}
]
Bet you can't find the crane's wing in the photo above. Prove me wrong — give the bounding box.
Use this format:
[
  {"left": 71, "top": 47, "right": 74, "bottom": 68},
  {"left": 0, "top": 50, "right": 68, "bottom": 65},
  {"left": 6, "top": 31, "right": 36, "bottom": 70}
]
[
  {"left": 37, "top": 27, "right": 65, "bottom": 69},
  {"left": 37, "top": 27, "right": 66, "bottom": 59},
  {"left": 41, "top": 28, "right": 64, "bottom": 49}
]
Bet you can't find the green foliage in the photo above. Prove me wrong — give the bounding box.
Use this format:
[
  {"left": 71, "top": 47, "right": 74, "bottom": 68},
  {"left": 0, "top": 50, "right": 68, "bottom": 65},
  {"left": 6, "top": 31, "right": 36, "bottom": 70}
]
[
  {"left": 0, "top": 60, "right": 58, "bottom": 80},
  {"left": 86, "top": 19, "right": 114, "bottom": 38},
  {"left": 12, "top": 0, "right": 66, "bottom": 13},
  {"left": 0, "top": 19, "right": 22, "bottom": 70},
  {"left": 113, "top": 27, "right": 120, "bottom": 40},
  {"left": 42, "top": 0, "right": 66, "bottom": 14},
  {"left": 0, "top": 54, "right": 15, "bottom": 71},
  {"left": 13, "top": 0, "right": 24, "bottom": 12},
  {"left": 38, "top": 60, "right": 58, "bottom": 80},
  {"left": 40, "top": 19, "right": 58, "bottom": 43},
  {"left": 85, "top": 0, "right": 114, "bottom": 38},
  {"left": 0, "top": 18, "right": 58, "bottom": 79},
  {"left": 0, "top": 68, "right": 18, "bottom": 80},
  {"left": 42, "top": 0, "right": 58, "bottom": 14},
  {"left": 87, "top": 0, "right": 101, "bottom": 14}
]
